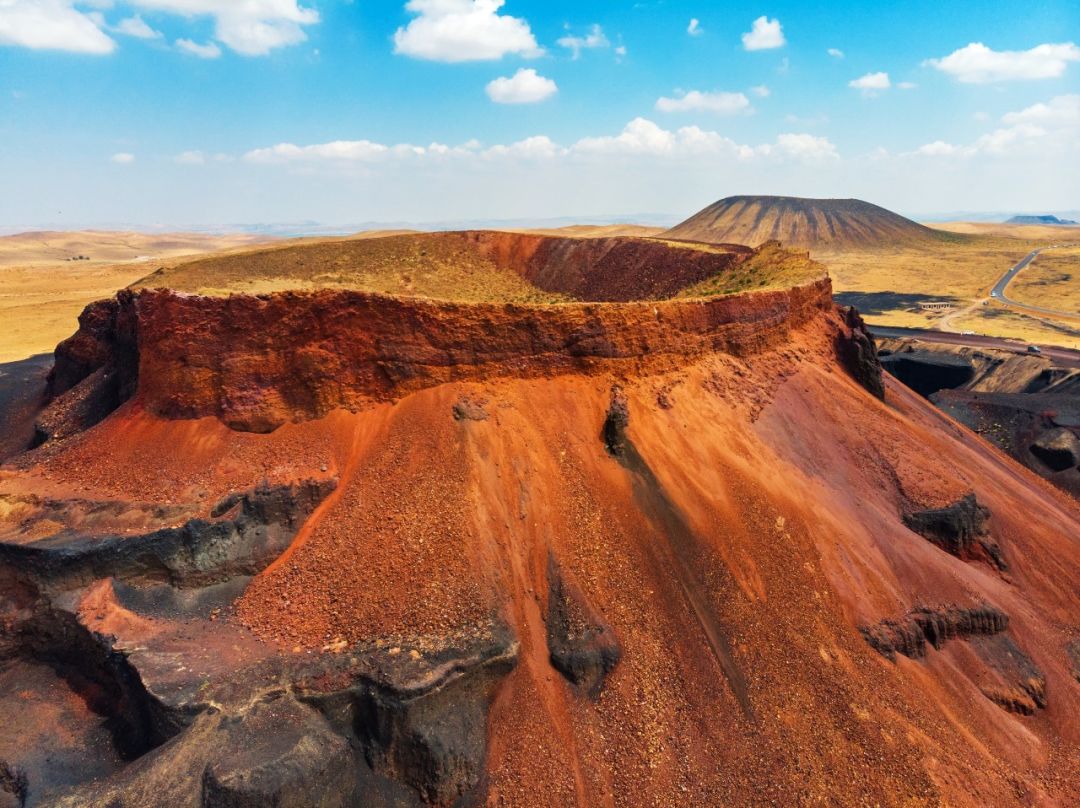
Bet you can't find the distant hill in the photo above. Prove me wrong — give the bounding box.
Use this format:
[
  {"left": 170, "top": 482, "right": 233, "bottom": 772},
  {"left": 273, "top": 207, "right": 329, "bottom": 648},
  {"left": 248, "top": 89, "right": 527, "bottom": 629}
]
[
  {"left": 664, "top": 195, "right": 948, "bottom": 250},
  {"left": 1005, "top": 215, "right": 1078, "bottom": 226}
]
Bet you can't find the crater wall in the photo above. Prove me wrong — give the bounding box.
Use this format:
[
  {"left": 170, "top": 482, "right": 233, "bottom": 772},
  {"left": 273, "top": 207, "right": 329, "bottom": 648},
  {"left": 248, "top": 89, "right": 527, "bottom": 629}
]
[{"left": 51, "top": 278, "right": 835, "bottom": 432}]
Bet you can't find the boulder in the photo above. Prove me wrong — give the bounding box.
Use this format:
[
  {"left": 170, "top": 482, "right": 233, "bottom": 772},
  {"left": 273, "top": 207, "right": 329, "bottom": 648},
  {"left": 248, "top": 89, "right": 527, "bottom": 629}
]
[
  {"left": 1030, "top": 427, "right": 1080, "bottom": 472},
  {"left": 546, "top": 555, "right": 621, "bottom": 699}
]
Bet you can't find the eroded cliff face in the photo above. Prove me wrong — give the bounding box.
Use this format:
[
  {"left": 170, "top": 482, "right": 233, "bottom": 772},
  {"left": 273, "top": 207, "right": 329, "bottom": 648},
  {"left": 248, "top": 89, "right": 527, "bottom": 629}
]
[{"left": 46, "top": 278, "right": 836, "bottom": 433}]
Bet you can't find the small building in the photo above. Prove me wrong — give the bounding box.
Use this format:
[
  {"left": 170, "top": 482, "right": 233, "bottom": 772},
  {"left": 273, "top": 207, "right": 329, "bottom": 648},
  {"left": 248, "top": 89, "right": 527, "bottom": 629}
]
[{"left": 917, "top": 301, "right": 955, "bottom": 311}]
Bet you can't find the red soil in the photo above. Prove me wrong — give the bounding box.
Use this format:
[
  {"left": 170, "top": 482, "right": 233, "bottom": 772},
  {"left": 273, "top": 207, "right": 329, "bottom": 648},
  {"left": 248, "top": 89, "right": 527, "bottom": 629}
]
[{"left": 4, "top": 234, "right": 1080, "bottom": 806}]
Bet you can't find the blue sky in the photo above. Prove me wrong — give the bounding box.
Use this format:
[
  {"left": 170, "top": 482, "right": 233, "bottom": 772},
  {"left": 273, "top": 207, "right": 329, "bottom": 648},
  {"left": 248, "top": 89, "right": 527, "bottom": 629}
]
[{"left": 1, "top": 0, "right": 1078, "bottom": 228}]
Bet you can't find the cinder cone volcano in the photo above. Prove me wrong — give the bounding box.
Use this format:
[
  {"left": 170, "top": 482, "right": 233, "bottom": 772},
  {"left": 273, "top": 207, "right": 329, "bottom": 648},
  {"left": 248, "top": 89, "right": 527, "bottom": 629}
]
[{"left": 0, "top": 231, "right": 1078, "bottom": 807}]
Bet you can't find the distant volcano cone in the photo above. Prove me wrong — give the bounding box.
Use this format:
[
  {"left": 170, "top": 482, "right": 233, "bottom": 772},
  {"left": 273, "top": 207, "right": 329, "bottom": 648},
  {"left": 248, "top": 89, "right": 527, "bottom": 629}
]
[{"left": 664, "top": 195, "right": 946, "bottom": 250}]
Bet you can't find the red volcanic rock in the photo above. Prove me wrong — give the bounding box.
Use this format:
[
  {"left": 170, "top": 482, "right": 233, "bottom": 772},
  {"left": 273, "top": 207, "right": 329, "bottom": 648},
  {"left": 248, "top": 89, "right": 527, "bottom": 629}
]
[
  {"left": 52, "top": 278, "right": 834, "bottom": 432},
  {"left": 8, "top": 233, "right": 1080, "bottom": 807},
  {"left": 464, "top": 230, "right": 755, "bottom": 301}
]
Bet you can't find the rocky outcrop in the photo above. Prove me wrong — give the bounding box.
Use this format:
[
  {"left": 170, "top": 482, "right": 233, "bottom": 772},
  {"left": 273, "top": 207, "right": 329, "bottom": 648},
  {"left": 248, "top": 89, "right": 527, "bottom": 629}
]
[
  {"left": 933, "top": 390, "right": 1080, "bottom": 500},
  {"left": 0, "top": 478, "right": 516, "bottom": 807},
  {"left": 299, "top": 628, "right": 518, "bottom": 806},
  {"left": 49, "top": 279, "right": 833, "bottom": 433},
  {"left": 601, "top": 386, "right": 630, "bottom": 458},
  {"left": 29, "top": 625, "right": 517, "bottom": 807},
  {"left": 902, "top": 494, "right": 1004, "bottom": 569},
  {"left": 836, "top": 305, "right": 885, "bottom": 399},
  {"left": 47, "top": 290, "right": 139, "bottom": 402},
  {"left": 200, "top": 697, "right": 359, "bottom": 808},
  {"left": 0, "top": 760, "right": 27, "bottom": 808},
  {"left": 451, "top": 396, "right": 488, "bottom": 422},
  {"left": 0, "top": 480, "right": 335, "bottom": 591},
  {"left": 861, "top": 605, "right": 1009, "bottom": 661},
  {"left": 11, "top": 597, "right": 194, "bottom": 759},
  {"left": 1068, "top": 640, "right": 1080, "bottom": 684},
  {"left": 32, "top": 366, "right": 123, "bottom": 446},
  {"left": 1030, "top": 427, "right": 1080, "bottom": 472},
  {"left": 546, "top": 555, "right": 621, "bottom": 698},
  {"left": 969, "top": 635, "right": 1047, "bottom": 715}
]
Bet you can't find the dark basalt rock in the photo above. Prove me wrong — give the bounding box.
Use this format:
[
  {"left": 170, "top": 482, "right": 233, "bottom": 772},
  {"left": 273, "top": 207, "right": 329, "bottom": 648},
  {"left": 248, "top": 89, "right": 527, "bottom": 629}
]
[
  {"left": 902, "top": 494, "right": 1004, "bottom": 569},
  {"left": 880, "top": 350, "right": 975, "bottom": 399},
  {"left": 0, "top": 760, "right": 27, "bottom": 808},
  {"left": 1030, "top": 427, "right": 1080, "bottom": 472},
  {"left": 969, "top": 635, "right": 1047, "bottom": 715},
  {"left": 931, "top": 390, "right": 1080, "bottom": 500},
  {"left": 861, "top": 604, "right": 1009, "bottom": 661},
  {"left": 46, "top": 291, "right": 140, "bottom": 416},
  {"left": 1067, "top": 640, "right": 1080, "bottom": 684},
  {"left": 0, "top": 479, "right": 336, "bottom": 591},
  {"left": 0, "top": 478, "right": 520, "bottom": 807},
  {"left": 8, "top": 595, "right": 515, "bottom": 807},
  {"left": 31, "top": 366, "right": 124, "bottom": 448},
  {"left": 836, "top": 306, "right": 885, "bottom": 399},
  {"left": 299, "top": 627, "right": 518, "bottom": 806},
  {"left": 202, "top": 696, "right": 358, "bottom": 808},
  {"left": 546, "top": 554, "right": 621, "bottom": 699},
  {"left": 13, "top": 599, "right": 197, "bottom": 759},
  {"left": 602, "top": 385, "right": 630, "bottom": 458}
]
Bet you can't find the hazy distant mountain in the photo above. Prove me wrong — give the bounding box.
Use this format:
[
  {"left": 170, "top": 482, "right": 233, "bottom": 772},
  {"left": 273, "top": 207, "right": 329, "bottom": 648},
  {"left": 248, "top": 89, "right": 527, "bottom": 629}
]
[{"left": 1005, "top": 214, "right": 1078, "bottom": 226}]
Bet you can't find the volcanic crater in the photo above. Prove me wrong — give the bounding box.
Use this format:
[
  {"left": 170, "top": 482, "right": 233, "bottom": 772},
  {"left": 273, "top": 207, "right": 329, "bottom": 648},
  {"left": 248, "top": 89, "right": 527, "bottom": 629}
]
[{"left": 1, "top": 231, "right": 1079, "bottom": 807}]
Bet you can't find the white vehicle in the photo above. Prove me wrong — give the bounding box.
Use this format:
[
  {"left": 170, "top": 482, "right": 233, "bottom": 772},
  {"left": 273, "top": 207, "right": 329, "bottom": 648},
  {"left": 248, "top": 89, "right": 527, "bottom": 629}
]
[{"left": 960, "top": 330, "right": 975, "bottom": 335}]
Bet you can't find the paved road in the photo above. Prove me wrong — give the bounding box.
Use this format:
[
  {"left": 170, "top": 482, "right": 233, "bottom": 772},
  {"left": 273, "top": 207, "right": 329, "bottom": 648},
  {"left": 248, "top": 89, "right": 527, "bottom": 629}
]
[
  {"left": 988, "top": 246, "right": 1080, "bottom": 319},
  {"left": 870, "top": 326, "right": 1080, "bottom": 369}
]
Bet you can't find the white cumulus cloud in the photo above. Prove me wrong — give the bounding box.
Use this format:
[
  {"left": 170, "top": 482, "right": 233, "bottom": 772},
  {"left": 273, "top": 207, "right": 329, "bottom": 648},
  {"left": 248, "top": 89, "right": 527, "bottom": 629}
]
[
  {"left": 750, "top": 84, "right": 770, "bottom": 97},
  {"left": 571, "top": 118, "right": 835, "bottom": 163},
  {"left": 174, "top": 150, "right": 206, "bottom": 164},
  {"left": 241, "top": 118, "right": 838, "bottom": 168},
  {"left": 742, "top": 16, "right": 784, "bottom": 51},
  {"left": 827, "top": 47, "right": 844, "bottom": 59},
  {"left": 1003, "top": 93, "right": 1080, "bottom": 127},
  {"left": 925, "top": 42, "right": 1080, "bottom": 83},
  {"left": 687, "top": 18, "right": 701, "bottom": 36},
  {"left": 0, "top": 0, "right": 115, "bottom": 54},
  {"left": 483, "top": 135, "right": 562, "bottom": 159},
  {"left": 911, "top": 95, "right": 1080, "bottom": 158},
  {"left": 132, "top": 0, "right": 318, "bottom": 56},
  {"left": 176, "top": 38, "right": 221, "bottom": 58},
  {"left": 849, "top": 71, "right": 890, "bottom": 94},
  {"left": 110, "top": 152, "right": 135, "bottom": 164},
  {"left": 116, "top": 15, "right": 161, "bottom": 39},
  {"left": 913, "top": 140, "right": 958, "bottom": 156},
  {"left": 245, "top": 140, "right": 393, "bottom": 164},
  {"left": 486, "top": 68, "right": 557, "bottom": 104},
  {"left": 557, "top": 24, "right": 609, "bottom": 59},
  {"left": 394, "top": 0, "right": 541, "bottom": 62},
  {"left": 655, "top": 90, "right": 751, "bottom": 115},
  {"left": 769, "top": 133, "right": 838, "bottom": 161},
  {"left": 0, "top": 1, "right": 319, "bottom": 56}
]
